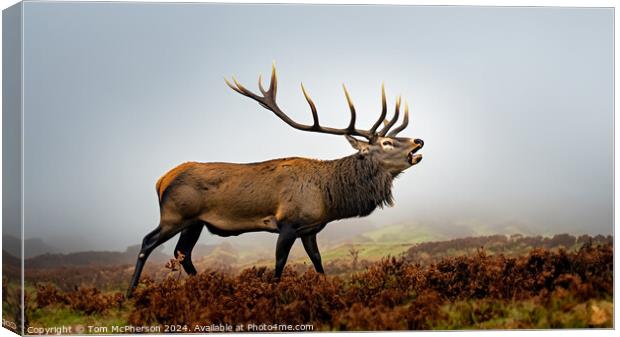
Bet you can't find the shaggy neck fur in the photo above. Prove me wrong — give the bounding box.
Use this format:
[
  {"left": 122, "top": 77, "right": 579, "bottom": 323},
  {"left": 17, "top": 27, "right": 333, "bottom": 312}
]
[{"left": 322, "top": 154, "right": 394, "bottom": 220}]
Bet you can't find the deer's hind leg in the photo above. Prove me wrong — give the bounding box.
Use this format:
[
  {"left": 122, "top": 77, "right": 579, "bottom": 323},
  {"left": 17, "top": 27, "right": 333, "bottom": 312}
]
[{"left": 174, "top": 222, "right": 204, "bottom": 275}]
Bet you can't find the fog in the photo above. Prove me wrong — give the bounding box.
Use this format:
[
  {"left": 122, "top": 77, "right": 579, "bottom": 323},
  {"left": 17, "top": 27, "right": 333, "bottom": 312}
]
[{"left": 20, "top": 3, "right": 612, "bottom": 253}]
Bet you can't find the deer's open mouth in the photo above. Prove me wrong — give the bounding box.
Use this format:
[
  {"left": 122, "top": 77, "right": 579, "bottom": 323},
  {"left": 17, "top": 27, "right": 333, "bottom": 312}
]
[{"left": 408, "top": 148, "right": 422, "bottom": 165}]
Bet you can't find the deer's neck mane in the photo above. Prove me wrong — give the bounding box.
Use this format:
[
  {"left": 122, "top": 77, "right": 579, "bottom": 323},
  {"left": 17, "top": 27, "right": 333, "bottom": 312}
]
[{"left": 322, "top": 154, "right": 394, "bottom": 220}]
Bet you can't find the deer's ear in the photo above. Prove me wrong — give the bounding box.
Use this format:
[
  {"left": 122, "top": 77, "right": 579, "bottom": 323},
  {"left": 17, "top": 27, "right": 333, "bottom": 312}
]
[{"left": 345, "top": 135, "right": 370, "bottom": 155}]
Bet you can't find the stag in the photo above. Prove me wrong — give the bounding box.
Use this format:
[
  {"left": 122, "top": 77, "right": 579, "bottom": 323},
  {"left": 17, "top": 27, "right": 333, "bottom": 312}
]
[{"left": 127, "top": 65, "right": 424, "bottom": 296}]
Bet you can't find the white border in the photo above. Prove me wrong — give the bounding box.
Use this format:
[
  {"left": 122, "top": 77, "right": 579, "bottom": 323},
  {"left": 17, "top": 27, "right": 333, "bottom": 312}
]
[{"left": 0, "top": 1, "right": 616, "bottom": 337}]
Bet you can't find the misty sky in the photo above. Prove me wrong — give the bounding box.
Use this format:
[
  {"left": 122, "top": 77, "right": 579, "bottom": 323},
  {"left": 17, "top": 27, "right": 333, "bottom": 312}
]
[{"left": 20, "top": 3, "right": 613, "bottom": 253}]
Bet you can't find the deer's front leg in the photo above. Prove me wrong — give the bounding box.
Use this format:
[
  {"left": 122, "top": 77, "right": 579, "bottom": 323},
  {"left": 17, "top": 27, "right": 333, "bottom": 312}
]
[
  {"left": 301, "top": 234, "right": 324, "bottom": 274},
  {"left": 274, "top": 224, "right": 297, "bottom": 280}
]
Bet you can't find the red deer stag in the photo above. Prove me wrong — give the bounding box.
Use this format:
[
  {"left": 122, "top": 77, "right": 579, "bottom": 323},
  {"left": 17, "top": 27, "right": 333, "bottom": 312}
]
[{"left": 127, "top": 65, "right": 424, "bottom": 296}]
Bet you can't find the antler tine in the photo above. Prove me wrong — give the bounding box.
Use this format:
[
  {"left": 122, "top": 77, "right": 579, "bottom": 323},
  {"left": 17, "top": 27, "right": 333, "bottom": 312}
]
[
  {"left": 225, "top": 77, "right": 247, "bottom": 96},
  {"left": 258, "top": 74, "right": 267, "bottom": 94},
  {"left": 301, "top": 83, "right": 319, "bottom": 126},
  {"left": 387, "top": 100, "right": 409, "bottom": 137},
  {"left": 342, "top": 84, "right": 357, "bottom": 131},
  {"left": 369, "top": 82, "right": 388, "bottom": 136},
  {"left": 269, "top": 63, "right": 277, "bottom": 96},
  {"left": 379, "top": 96, "right": 401, "bottom": 136}
]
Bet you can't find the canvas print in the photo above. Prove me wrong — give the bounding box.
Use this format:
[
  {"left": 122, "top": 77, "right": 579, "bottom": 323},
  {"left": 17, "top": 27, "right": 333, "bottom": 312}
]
[{"left": 2, "top": 1, "right": 614, "bottom": 334}]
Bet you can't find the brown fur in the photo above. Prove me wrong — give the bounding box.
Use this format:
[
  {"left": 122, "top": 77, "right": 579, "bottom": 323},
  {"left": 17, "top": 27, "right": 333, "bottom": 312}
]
[
  {"left": 156, "top": 154, "right": 394, "bottom": 236},
  {"left": 156, "top": 162, "right": 198, "bottom": 201}
]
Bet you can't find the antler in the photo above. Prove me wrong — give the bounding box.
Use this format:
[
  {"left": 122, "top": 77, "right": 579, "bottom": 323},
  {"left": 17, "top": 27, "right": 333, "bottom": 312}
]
[{"left": 225, "top": 64, "right": 409, "bottom": 140}]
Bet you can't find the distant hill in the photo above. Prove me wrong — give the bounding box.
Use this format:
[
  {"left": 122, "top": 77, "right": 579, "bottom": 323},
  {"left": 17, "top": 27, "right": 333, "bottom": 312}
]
[
  {"left": 404, "top": 233, "right": 614, "bottom": 263},
  {"left": 192, "top": 243, "right": 218, "bottom": 257},
  {"left": 3, "top": 235, "right": 60, "bottom": 258},
  {"left": 355, "top": 223, "right": 446, "bottom": 244},
  {"left": 23, "top": 242, "right": 230, "bottom": 270},
  {"left": 2, "top": 249, "right": 20, "bottom": 266},
  {"left": 24, "top": 244, "right": 169, "bottom": 269},
  {"left": 351, "top": 220, "right": 541, "bottom": 245}
]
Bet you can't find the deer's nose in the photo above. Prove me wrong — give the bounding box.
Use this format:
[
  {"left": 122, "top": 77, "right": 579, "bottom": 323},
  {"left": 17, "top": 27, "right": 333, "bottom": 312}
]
[{"left": 414, "top": 139, "right": 424, "bottom": 148}]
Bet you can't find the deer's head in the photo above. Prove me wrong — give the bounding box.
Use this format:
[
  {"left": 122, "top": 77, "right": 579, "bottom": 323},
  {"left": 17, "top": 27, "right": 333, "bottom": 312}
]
[
  {"left": 226, "top": 65, "right": 424, "bottom": 175},
  {"left": 346, "top": 135, "right": 423, "bottom": 175}
]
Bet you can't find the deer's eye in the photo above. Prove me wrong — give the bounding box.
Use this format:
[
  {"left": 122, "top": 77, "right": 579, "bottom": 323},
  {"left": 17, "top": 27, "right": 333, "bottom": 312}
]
[{"left": 382, "top": 140, "right": 393, "bottom": 147}]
